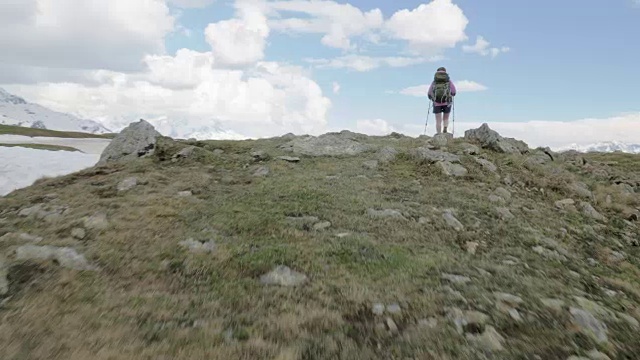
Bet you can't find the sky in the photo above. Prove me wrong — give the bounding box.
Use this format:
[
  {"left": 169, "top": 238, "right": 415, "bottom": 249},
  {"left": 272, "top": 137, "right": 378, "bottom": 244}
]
[{"left": 0, "top": 0, "right": 639, "bottom": 148}]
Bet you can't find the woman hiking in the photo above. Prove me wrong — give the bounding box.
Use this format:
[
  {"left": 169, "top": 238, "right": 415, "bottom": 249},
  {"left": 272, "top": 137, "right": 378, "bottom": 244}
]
[{"left": 428, "top": 67, "right": 456, "bottom": 134}]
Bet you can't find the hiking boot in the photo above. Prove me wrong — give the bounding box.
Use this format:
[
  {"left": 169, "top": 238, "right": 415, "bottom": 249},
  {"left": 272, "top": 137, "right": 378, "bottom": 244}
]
[{"left": 443, "top": 127, "right": 448, "bottom": 133}]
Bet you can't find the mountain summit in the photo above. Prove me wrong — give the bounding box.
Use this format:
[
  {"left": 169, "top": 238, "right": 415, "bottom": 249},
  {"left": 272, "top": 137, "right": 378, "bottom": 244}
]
[{"left": 0, "top": 88, "right": 111, "bottom": 134}]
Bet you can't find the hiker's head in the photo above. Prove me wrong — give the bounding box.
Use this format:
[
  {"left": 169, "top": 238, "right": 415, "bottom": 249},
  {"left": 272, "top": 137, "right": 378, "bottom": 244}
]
[{"left": 437, "top": 67, "right": 446, "bottom": 72}]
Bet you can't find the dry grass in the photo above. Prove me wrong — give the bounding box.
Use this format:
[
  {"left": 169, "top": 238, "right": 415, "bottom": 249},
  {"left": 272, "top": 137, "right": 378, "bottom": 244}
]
[{"left": 0, "top": 135, "right": 639, "bottom": 359}]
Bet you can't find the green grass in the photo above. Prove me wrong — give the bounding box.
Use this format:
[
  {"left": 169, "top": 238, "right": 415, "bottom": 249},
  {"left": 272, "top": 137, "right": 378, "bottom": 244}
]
[
  {"left": 0, "top": 124, "right": 115, "bottom": 139},
  {"left": 0, "top": 143, "right": 82, "bottom": 152},
  {"left": 0, "top": 135, "right": 638, "bottom": 359}
]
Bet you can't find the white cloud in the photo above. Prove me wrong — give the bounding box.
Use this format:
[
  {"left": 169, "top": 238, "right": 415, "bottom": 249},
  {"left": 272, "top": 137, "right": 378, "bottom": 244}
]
[
  {"left": 397, "top": 80, "right": 487, "bottom": 97},
  {"left": 0, "top": 0, "right": 175, "bottom": 74},
  {"left": 462, "top": 36, "right": 510, "bottom": 58},
  {"left": 356, "top": 119, "right": 396, "bottom": 136},
  {"left": 7, "top": 50, "right": 332, "bottom": 139},
  {"left": 168, "top": 0, "right": 216, "bottom": 8},
  {"left": 384, "top": 0, "right": 469, "bottom": 54},
  {"left": 333, "top": 82, "right": 341, "bottom": 94},
  {"left": 205, "top": 0, "right": 270, "bottom": 66},
  {"left": 267, "top": 0, "right": 383, "bottom": 50},
  {"left": 307, "top": 55, "right": 440, "bottom": 72}
]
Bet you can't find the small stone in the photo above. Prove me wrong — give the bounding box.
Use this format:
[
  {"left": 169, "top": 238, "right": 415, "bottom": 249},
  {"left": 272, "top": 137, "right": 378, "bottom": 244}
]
[
  {"left": 18, "top": 233, "right": 43, "bottom": 242},
  {"left": 441, "top": 273, "right": 471, "bottom": 285},
  {"left": 540, "top": 298, "right": 565, "bottom": 313},
  {"left": 418, "top": 318, "right": 438, "bottom": 329},
  {"left": 179, "top": 238, "right": 216, "bottom": 253},
  {"left": 367, "top": 208, "right": 405, "bottom": 220},
  {"left": 386, "top": 303, "right": 402, "bottom": 314},
  {"left": 372, "top": 303, "right": 385, "bottom": 316},
  {"left": 586, "top": 350, "right": 611, "bottom": 360},
  {"left": 117, "top": 177, "right": 138, "bottom": 191},
  {"left": 177, "top": 190, "right": 193, "bottom": 197},
  {"left": 437, "top": 161, "right": 468, "bottom": 177},
  {"left": 418, "top": 217, "right": 431, "bottom": 224},
  {"left": 260, "top": 265, "right": 308, "bottom": 287},
  {"left": 495, "top": 292, "right": 524, "bottom": 306},
  {"left": 71, "top": 228, "right": 86, "bottom": 240},
  {"left": 568, "top": 182, "right": 594, "bottom": 199},
  {"left": 461, "top": 143, "right": 480, "bottom": 155},
  {"left": 15, "top": 245, "right": 94, "bottom": 271},
  {"left": 362, "top": 160, "right": 379, "bottom": 170},
  {"left": 555, "top": 198, "right": 576, "bottom": 209},
  {"left": 442, "top": 211, "right": 464, "bottom": 231},
  {"left": 570, "top": 307, "right": 608, "bottom": 344},
  {"left": 278, "top": 156, "right": 300, "bottom": 163},
  {"left": 386, "top": 317, "right": 399, "bottom": 333},
  {"left": 587, "top": 258, "right": 598, "bottom": 266},
  {"left": 508, "top": 308, "right": 523, "bottom": 322},
  {"left": 312, "top": 221, "right": 332, "bottom": 231},
  {"left": 532, "top": 246, "right": 567, "bottom": 262},
  {"left": 83, "top": 213, "right": 109, "bottom": 231},
  {"left": 503, "top": 175, "right": 513, "bottom": 186},
  {"left": 252, "top": 166, "right": 270, "bottom": 177},
  {"left": 466, "top": 241, "right": 479, "bottom": 255},
  {"left": 488, "top": 194, "right": 505, "bottom": 204},
  {"left": 212, "top": 149, "right": 224, "bottom": 155},
  {"left": 494, "top": 187, "right": 511, "bottom": 201},
  {"left": 475, "top": 158, "right": 498, "bottom": 172},
  {"left": 466, "top": 326, "right": 504, "bottom": 352},
  {"left": 579, "top": 202, "right": 606, "bottom": 222},
  {"left": 251, "top": 150, "right": 270, "bottom": 161},
  {"left": 605, "top": 194, "right": 613, "bottom": 205},
  {"left": 496, "top": 207, "right": 514, "bottom": 220},
  {"left": 174, "top": 146, "right": 196, "bottom": 160},
  {"left": 335, "top": 233, "right": 350, "bottom": 238}
]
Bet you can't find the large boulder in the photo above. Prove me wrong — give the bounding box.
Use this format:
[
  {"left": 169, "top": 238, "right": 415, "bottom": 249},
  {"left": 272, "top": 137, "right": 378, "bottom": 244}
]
[
  {"left": 464, "top": 123, "right": 528, "bottom": 154},
  {"left": 98, "top": 120, "right": 161, "bottom": 165},
  {"left": 279, "top": 133, "right": 371, "bottom": 157}
]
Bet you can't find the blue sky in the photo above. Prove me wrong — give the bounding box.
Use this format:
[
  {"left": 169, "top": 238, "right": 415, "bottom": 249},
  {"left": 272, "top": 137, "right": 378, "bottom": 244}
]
[
  {"left": 162, "top": 0, "right": 640, "bottom": 136},
  {"left": 2, "top": 0, "right": 639, "bottom": 147}
]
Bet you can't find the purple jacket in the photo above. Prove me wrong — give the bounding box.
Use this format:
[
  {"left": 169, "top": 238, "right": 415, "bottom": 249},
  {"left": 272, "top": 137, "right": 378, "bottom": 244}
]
[{"left": 428, "top": 71, "right": 456, "bottom": 106}]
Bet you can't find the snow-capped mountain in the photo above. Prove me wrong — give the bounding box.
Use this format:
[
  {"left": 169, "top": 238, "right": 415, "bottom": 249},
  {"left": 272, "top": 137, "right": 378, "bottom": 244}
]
[
  {"left": 0, "top": 88, "right": 111, "bottom": 134},
  {"left": 99, "top": 116, "right": 248, "bottom": 141},
  {"left": 556, "top": 141, "right": 640, "bottom": 154}
]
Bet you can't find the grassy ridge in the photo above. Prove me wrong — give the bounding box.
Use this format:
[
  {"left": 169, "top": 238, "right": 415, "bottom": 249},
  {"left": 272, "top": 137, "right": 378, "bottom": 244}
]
[{"left": 0, "top": 124, "right": 115, "bottom": 139}]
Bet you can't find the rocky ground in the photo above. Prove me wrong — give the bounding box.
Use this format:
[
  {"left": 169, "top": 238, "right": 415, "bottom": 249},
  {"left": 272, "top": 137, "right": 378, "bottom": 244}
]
[{"left": 0, "top": 120, "right": 639, "bottom": 359}]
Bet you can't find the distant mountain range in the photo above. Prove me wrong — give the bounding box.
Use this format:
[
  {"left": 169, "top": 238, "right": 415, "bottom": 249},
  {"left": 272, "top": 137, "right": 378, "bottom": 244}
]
[
  {"left": 0, "top": 88, "right": 111, "bottom": 134},
  {"left": 555, "top": 141, "right": 640, "bottom": 154}
]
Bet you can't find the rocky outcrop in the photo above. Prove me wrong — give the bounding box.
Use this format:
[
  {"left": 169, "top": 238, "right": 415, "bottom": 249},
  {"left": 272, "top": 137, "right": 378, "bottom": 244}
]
[
  {"left": 279, "top": 133, "right": 371, "bottom": 157},
  {"left": 464, "top": 123, "right": 529, "bottom": 154},
  {"left": 98, "top": 119, "right": 161, "bottom": 165}
]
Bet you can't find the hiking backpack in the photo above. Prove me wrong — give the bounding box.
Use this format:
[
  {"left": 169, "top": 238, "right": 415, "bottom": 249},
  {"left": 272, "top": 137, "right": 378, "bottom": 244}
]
[{"left": 433, "top": 71, "right": 452, "bottom": 103}]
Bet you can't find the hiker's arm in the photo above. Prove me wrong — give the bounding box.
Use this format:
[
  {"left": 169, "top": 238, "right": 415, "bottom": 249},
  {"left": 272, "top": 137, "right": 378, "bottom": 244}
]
[
  {"left": 428, "top": 82, "right": 434, "bottom": 100},
  {"left": 450, "top": 81, "right": 456, "bottom": 96}
]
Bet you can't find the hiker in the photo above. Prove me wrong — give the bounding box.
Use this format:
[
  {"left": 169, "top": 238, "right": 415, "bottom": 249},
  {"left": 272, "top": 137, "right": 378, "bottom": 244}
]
[{"left": 428, "top": 67, "right": 456, "bottom": 134}]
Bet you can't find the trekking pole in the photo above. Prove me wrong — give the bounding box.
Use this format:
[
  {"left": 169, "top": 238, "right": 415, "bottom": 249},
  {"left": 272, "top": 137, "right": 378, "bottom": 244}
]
[{"left": 424, "top": 100, "right": 432, "bottom": 135}]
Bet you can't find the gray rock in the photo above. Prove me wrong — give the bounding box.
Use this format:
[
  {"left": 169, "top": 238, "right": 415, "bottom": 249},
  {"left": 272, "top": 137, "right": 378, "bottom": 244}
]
[
  {"left": 569, "top": 182, "right": 594, "bottom": 200},
  {"left": 251, "top": 150, "right": 270, "bottom": 161},
  {"left": 430, "top": 133, "right": 453, "bottom": 148},
  {"left": 378, "top": 146, "right": 398, "bottom": 163},
  {"left": 496, "top": 207, "right": 514, "bottom": 220},
  {"left": 586, "top": 350, "right": 611, "bottom": 360},
  {"left": 464, "top": 123, "right": 527, "bottom": 154},
  {"left": 98, "top": 119, "right": 161, "bottom": 165},
  {"left": 494, "top": 187, "right": 511, "bottom": 201},
  {"left": 446, "top": 307, "right": 490, "bottom": 335},
  {"left": 441, "top": 273, "right": 471, "bottom": 285},
  {"left": 488, "top": 194, "right": 505, "bottom": 204},
  {"left": 555, "top": 198, "right": 576, "bottom": 209},
  {"left": 15, "top": 245, "right": 94, "bottom": 270},
  {"left": 418, "top": 317, "right": 438, "bottom": 329},
  {"left": 372, "top": 303, "right": 385, "bottom": 316},
  {"left": 466, "top": 241, "right": 479, "bottom": 255},
  {"left": 179, "top": 238, "right": 216, "bottom": 253},
  {"left": 252, "top": 166, "right": 270, "bottom": 177},
  {"left": 466, "top": 326, "right": 505, "bottom": 351},
  {"left": 312, "top": 221, "right": 332, "bottom": 231},
  {"left": 177, "top": 190, "right": 193, "bottom": 197},
  {"left": 212, "top": 149, "right": 224, "bottom": 155},
  {"left": 117, "top": 177, "right": 138, "bottom": 191},
  {"left": 0, "top": 256, "right": 8, "bottom": 296},
  {"left": 260, "top": 265, "right": 308, "bottom": 286},
  {"left": 367, "top": 208, "right": 405, "bottom": 220},
  {"left": 438, "top": 161, "right": 468, "bottom": 177},
  {"left": 83, "top": 213, "right": 109, "bottom": 231},
  {"left": 570, "top": 307, "right": 608, "bottom": 344},
  {"left": 532, "top": 246, "right": 567, "bottom": 262},
  {"left": 540, "top": 298, "right": 565, "bottom": 313},
  {"left": 18, "top": 204, "right": 67, "bottom": 222},
  {"left": 362, "top": 160, "right": 379, "bottom": 170},
  {"left": 495, "top": 292, "right": 524, "bottom": 306},
  {"left": 461, "top": 143, "right": 480, "bottom": 155},
  {"left": 71, "top": 228, "right": 86, "bottom": 240},
  {"left": 386, "top": 303, "right": 402, "bottom": 314},
  {"left": 579, "top": 202, "right": 606, "bottom": 222},
  {"left": 412, "top": 148, "right": 460, "bottom": 163},
  {"left": 281, "top": 134, "right": 370, "bottom": 157},
  {"left": 172, "top": 146, "right": 196, "bottom": 162},
  {"left": 386, "top": 317, "right": 399, "bottom": 333},
  {"left": 443, "top": 211, "right": 464, "bottom": 231},
  {"left": 475, "top": 158, "right": 498, "bottom": 172},
  {"left": 18, "top": 233, "right": 43, "bottom": 242},
  {"left": 278, "top": 156, "right": 300, "bottom": 163}
]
